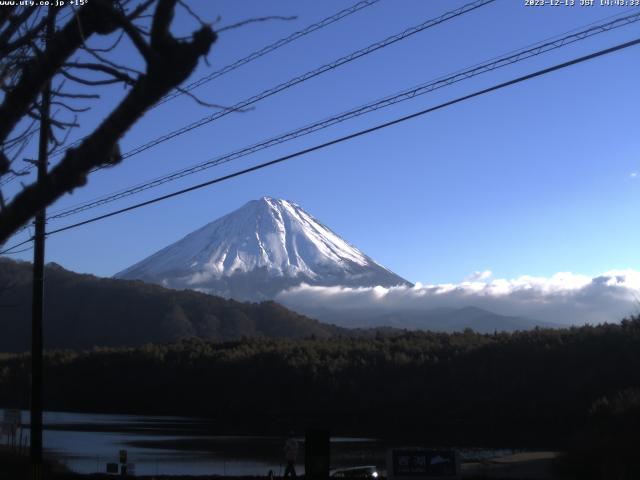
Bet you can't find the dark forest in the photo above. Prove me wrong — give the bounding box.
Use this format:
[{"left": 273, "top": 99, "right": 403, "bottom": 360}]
[{"left": 2, "top": 318, "right": 639, "bottom": 448}]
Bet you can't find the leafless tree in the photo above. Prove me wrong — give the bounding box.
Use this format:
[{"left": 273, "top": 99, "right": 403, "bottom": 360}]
[{"left": 0, "top": 0, "right": 218, "bottom": 245}]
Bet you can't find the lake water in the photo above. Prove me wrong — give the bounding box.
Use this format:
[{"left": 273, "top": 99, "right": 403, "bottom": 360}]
[{"left": 1, "top": 409, "right": 519, "bottom": 476}]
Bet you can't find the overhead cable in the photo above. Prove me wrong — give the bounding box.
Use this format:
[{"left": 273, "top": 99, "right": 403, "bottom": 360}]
[
  {"left": 45, "top": 10, "right": 640, "bottom": 222},
  {"left": 38, "top": 37, "right": 640, "bottom": 239}
]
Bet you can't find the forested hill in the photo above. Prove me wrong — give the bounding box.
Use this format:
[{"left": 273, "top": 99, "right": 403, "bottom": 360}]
[
  {"left": 1, "top": 319, "right": 640, "bottom": 449},
  {"left": 0, "top": 258, "right": 344, "bottom": 352}
]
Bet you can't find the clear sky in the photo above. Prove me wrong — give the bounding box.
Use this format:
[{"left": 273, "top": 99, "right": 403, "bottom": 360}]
[{"left": 3, "top": 0, "right": 640, "bottom": 284}]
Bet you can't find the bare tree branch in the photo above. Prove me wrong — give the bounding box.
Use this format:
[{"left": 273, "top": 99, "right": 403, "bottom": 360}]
[
  {"left": 80, "top": 46, "right": 143, "bottom": 75},
  {"left": 0, "top": 1, "right": 119, "bottom": 145},
  {"left": 83, "top": 29, "right": 125, "bottom": 53},
  {"left": 178, "top": 0, "right": 208, "bottom": 27},
  {"left": 0, "top": 6, "right": 16, "bottom": 30},
  {"left": 0, "top": 7, "right": 37, "bottom": 54},
  {"left": 126, "top": 0, "right": 157, "bottom": 21},
  {"left": 61, "top": 66, "right": 135, "bottom": 86},
  {"left": 2, "top": 118, "right": 38, "bottom": 149},
  {"left": 0, "top": 12, "right": 48, "bottom": 57},
  {"left": 0, "top": 0, "right": 217, "bottom": 244},
  {"left": 174, "top": 85, "right": 254, "bottom": 112},
  {"left": 53, "top": 91, "right": 100, "bottom": 100},
  {"left": 107, "top": 4, "right": 155, "bottom": 63},
  {"left": 50, "top": 101, "right": 90, "bottom": 113},
  {"left": 65, "top": 61, "right": 138, "bottom": 83},
  {"left": 49, "top": 116, "right": 77, "bottom": 152}
]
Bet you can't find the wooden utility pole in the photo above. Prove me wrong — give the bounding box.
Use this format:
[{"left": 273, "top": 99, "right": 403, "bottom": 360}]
[{"left": 31, "top": 9, "right": 54, "bottom": 480}]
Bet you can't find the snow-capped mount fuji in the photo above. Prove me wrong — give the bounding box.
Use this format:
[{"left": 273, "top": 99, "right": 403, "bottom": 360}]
[{"left": 115, "top": 197, "right": 410, "bottom": 300}]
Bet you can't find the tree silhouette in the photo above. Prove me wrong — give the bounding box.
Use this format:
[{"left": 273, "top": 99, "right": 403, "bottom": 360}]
[{"left": 0, "top": 0, "right": 217, "bottom": 244}]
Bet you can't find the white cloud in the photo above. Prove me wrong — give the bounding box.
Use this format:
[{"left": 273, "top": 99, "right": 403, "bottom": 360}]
[
  {"left": 276, "top": 269, "right": 640, "bottom": 327},
  {"left": 464, "top": 270, "right": 492, "bottom": 282},
  {"left": 631, "top": 172, "right": 638, "bottom": 179}
]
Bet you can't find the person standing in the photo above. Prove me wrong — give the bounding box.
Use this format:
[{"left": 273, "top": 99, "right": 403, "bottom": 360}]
[{"left": 283, "top": 431, "right": 299, "bottom": 478}]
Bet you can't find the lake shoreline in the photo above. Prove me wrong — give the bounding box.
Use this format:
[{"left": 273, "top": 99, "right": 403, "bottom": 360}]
[
  {"left": 2, "top": 409, "right": 565, "bottom": 478},
  {"left": 3, "top": 453, "right": 566, "bottom": 480}
]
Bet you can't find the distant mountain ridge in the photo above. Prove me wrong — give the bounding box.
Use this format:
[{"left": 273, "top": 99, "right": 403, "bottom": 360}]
[
  {"left": 0, "top": 258, "right": 558, "bottom": 353},
  {"left": 115, "top": 197, "right": 411, "bottom": 301},
  {"left": 290, "top": 304, "right": 559, "bottom": 333},
  {"left": 0, "top": 258, "right": 343, "bottom": 352}
]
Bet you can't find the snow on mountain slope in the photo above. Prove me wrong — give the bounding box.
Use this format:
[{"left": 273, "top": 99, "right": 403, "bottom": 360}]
[{"left": 115, "top": 197, "right": 410, "bottom": 300}]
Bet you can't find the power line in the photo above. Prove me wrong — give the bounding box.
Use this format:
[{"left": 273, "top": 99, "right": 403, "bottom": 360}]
[
  {"left": 0, "top": 245, "right": 33, "bottom": 255},
  {"left": 45, "top": 0, "right": 383, "bottom": 160},
  {"left": 8, "top": 5, "right": 633, "bottom": 193},
  {"left": 2, "top": 35, "right": 637, "bottom": 251},
  {"left": 38, "top": 36, "right": 640, "bottom": 239},
  {"left": 3, "top": 0, "right": 496, "bottom": 240},
  {"left": 44, "top": 10, "right": 640, "bottom": 222},
  {"left": 3, "top": 0, "right": 383, "bottom": 186},
  {"left": 0, "top": 237, "right": 34, "bottom": 256},
  {"left": 82, "top": 0, "right": 495, "bottom": 171},
  {"left": 156, "top": 0, "right": 382, "bottom": 107},
  {"left": 0, "top": 166, "right": 29, "bottom": 188},
  {"left": 3, "top": 0, "right": 493, "bottom": 195}
]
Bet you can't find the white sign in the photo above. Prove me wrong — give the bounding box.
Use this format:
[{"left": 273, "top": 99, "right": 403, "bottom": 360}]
[{"left": 387, "top": 449, "right": 460, "bottom": 480}]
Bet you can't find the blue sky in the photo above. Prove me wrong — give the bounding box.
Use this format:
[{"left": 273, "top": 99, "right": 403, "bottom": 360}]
[{"left": 3, "top": 0, "right": 640, "bottom": 284}]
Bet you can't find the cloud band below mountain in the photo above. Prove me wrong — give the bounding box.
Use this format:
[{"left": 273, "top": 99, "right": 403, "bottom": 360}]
[{"left": 276, "top": 269, "right": 640, "bottom": 327}]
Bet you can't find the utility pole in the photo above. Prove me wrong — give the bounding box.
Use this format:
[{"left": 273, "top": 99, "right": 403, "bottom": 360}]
[{"left": 31, "top": 8, "right": 54, "bottom": 480}]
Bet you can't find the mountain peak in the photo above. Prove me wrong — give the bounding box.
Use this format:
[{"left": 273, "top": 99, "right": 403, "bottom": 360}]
[
  {"left": 245, "top": 197, "right": 301, "bottom": 219},
  {"left": 115, "top": 198, "right": 410, "bottom": 300}
]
